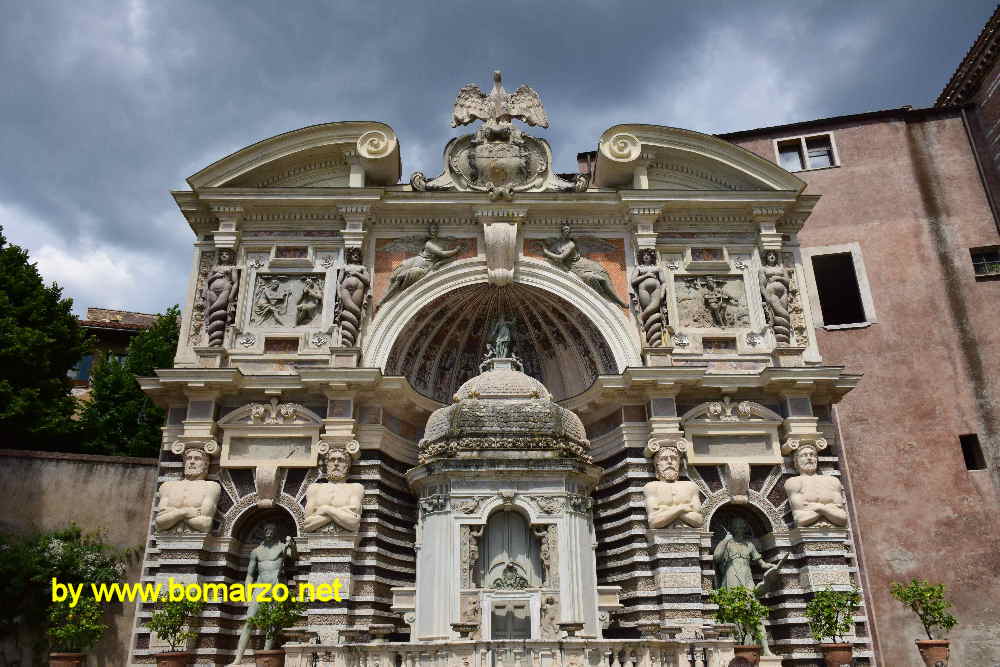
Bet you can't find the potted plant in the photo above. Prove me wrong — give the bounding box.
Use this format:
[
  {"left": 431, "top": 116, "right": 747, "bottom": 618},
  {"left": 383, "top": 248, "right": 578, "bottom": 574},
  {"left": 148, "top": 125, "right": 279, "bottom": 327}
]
[
  {"left": 248, "top": 597, "right": 307, "bottom": 667},
  {"left": 805, "top": 586, "right": 861, "bottom": 666},
  {"left": 147, "top": 597, "right": 205, "bottom": 666},
  {"left": 47, "top": 597, "right": 107, "bottom": 666},
  {"left": 709, "top": 586, "right": 768, "bottom": 664},
  {"left": 890, "top": 579, "right": 957, "bottom": 667}
]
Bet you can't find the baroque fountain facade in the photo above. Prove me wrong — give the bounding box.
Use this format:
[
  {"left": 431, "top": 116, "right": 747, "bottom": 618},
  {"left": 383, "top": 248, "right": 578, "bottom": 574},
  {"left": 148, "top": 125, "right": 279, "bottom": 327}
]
[{"left": 132, "top": 73, "right": 872, "bottom": 665}]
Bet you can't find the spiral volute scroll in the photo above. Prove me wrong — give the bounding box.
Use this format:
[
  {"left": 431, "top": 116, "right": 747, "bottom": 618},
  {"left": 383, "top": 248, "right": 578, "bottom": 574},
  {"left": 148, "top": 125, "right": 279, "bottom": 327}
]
[
  {"left": 601, "top": 132, "right": 642, "bottom": 163},
  {"left": 357, "top": 129, "right": 397, "bottom": 159}
]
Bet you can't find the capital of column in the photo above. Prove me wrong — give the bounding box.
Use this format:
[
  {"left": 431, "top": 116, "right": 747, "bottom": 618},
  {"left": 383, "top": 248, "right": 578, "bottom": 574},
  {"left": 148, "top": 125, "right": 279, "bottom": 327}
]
[
  {"left": 210, "top": 205, "right": 244, "bottom": 249},
  {"left": 338, "top": 204, "right": 371, "bottom": 248}
]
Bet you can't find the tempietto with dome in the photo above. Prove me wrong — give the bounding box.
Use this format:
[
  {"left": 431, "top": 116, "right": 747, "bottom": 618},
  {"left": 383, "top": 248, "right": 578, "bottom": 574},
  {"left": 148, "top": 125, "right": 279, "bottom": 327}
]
[{"left": 131, "top": 72, "right": 870, "bottom": 665}]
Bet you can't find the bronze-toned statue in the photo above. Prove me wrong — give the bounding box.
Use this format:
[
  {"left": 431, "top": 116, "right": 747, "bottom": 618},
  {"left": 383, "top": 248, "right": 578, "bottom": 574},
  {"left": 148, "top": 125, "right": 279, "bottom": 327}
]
[{"left": 232, "top": 524, "right": 297, "bottom": 664}]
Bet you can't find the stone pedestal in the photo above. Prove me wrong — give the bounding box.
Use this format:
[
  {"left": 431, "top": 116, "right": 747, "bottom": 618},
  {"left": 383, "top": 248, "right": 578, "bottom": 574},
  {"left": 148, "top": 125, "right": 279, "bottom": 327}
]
[
  {"left": 773, "top": 346, "right": 806, "bottom": 368},
  {"left": 789, "top": 526, "right": 854, "bottom": 590},
  {"left": 646, "top": 528, "right": 707, "bottom": 630},
  {"left": 301, "top": 532, "right": 361, "bottom": 644},
  {"left": 642, "top": 346, "right": 673, "bottom": 367}
]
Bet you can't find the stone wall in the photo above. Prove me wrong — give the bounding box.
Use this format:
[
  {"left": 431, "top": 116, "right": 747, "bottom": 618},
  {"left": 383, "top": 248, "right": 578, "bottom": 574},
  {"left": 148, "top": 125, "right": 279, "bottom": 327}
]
[
  {"left": 727, "top": 109, "right": 1000, "bottom": 667},
  {"left": 0, "top": 449, "right": 158, "bottom": 667}
]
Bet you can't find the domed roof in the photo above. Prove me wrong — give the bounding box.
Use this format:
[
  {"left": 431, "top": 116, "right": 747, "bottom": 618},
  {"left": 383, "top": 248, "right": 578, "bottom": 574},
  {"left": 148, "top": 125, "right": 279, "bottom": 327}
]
[
  {"left": 418, "top": 359, "right": 590, "bottom": 464},
  {"left": 454, "top": 367, "right": 552, "bottom": 401}
]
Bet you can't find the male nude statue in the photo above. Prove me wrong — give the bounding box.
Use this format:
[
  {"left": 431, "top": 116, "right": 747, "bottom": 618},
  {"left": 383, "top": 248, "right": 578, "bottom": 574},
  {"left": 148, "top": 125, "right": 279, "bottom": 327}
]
[
  {"left": 784, "top": 441, "right": 848, "bottom": 527},
  {"left": 232, "top": 523, "right": 297, "bottom": 664},
  {"left": 303, "top": 448, "right": 365, "bottom": 532},
  {"left": 155, "top": 447, "right": 221, "bottom": 533},
  {"left": 643, "top": 441, "right": 704, "bottom": 528}
]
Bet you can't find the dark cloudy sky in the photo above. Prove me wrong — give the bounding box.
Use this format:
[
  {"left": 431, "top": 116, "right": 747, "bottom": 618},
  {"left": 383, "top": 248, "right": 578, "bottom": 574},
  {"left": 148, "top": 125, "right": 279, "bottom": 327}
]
[{"left": 1, "top": 0, "right": 995, "bottom": 316}]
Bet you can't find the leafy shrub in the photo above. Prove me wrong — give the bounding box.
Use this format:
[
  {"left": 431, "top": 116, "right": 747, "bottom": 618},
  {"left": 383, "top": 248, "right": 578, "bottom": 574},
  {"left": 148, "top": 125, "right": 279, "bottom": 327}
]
[
  {"left": 890, "top": 579, "right": 957, "bottom": 640},
  {"left": 805, "top": 586, "right": 861, "bottom": 643},
  {"left": 249, "top": 597, "right": 307, "bottom": 645},
  {"left": 0, "top": 525, "right": 126, "bottom": 638},
  {"left": 47, "top": 597, "right": 106, "bottom": 652},
  {"left": 708, "top": 586, "right": 768, "bottom": 645},
  {"left": 147, "top": 597, "right": 204, "bottom": 652}
]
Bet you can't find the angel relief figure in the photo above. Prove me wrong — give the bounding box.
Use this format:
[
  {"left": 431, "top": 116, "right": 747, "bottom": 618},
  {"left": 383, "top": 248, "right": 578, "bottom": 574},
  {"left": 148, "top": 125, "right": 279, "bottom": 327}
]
[
  {"left": 379, "top": 224, "right": 460, "bottom": 306},
  {"left": 543, "top": 224, "right": 627, "bottom": 307}
]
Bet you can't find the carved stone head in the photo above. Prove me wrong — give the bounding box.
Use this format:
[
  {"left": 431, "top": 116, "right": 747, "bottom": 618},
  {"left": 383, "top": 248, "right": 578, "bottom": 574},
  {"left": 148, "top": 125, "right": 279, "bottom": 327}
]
[
  {"left": 325, "top": 449, "right": 353, "bottom": 482},
  {"left": 219, "top": 248, "right": 235, "bottom": 265},
  {"left": 345, "top": 247, "right": 363, "bottom": 265},
  {"left": 729, "top": 517, "right": 751, "bottom": 541},
  {"left": 638, "top": 248, "right": 657, "bottom": 266},
  {"left": 794, "top": 444, "right": 819, "bottom": 475},
  {"left": 183, "top": 448, "right": 210, "bottom": 481},
  {"left": 763, "top": 249, "right": 779, "bottom": 266},
  {"left": 654, "top": 446, "right": 682, "bottom": 482},
  {"left": 428, "top": 222, "right": 440, "bottom": 238},
  {"left": 261, "top": 522, "right": 277, "bottom": 543},
  {"left": 560, "top": 223, "right": 572, "bottom": 239}
]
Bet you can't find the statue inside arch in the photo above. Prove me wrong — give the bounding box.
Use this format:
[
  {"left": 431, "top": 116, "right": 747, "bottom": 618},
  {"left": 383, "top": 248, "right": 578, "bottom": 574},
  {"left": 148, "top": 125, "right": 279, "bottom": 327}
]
[
  {"left": 232, "top": 522, "right": 297, "bottom": 664},
  {"left": 713, "top": 517, "right": 787, "bottom": 655}
]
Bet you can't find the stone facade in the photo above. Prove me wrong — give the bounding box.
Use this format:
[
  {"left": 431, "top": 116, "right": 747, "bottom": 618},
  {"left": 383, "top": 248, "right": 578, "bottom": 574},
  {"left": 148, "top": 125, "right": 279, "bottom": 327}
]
[{"left": 129, "top": 74, "right": 894, "bottom": 666}]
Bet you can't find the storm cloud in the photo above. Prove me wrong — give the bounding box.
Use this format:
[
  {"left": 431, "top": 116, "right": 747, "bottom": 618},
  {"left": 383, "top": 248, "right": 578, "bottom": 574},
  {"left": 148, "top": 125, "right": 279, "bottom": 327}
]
[{"left": 0, "top": 0, "right": 993, "bottom": 315}]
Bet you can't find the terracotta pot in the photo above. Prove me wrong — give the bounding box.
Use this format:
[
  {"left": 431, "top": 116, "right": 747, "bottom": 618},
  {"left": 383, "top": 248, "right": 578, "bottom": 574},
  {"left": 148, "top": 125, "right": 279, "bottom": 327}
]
[
  {"left": 733, "top": 645, "right": 760, "bottom": 665},
  {"left": 915, "top": 639, "right": 950, "bottom": 667},
  {"left": 154, "top": 651, "right": 194, "bottom": 667},
  {"left": 255, "top": 649, "right": 286, "bottom": 667},
  {"left": 48, "top": 653, "right": 85, "bottom": 667},
  {"left": 820, "top": 643, "right": 853, "bottom": 666}
]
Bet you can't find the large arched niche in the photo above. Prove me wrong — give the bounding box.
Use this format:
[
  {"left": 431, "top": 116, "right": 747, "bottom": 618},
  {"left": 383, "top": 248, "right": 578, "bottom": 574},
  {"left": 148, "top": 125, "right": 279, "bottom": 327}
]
[{"left": 383, "top": 283, "right": 618, "bottom": 402}]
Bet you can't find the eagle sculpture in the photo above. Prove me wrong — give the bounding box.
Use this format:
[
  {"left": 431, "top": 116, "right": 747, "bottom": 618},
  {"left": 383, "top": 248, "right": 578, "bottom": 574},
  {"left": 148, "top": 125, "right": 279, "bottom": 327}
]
[{"left": 452, "top": 71, "right": 549, "bottom": 130}]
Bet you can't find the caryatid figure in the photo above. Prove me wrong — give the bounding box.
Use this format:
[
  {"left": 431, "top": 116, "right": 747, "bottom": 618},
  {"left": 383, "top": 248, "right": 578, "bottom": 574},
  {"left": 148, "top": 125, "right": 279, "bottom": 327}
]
[
  {"left": 155, "top": 441, "right": 222, "bottom": 534},
  {"left": 303, "top": 441, "right": 365, "bottom": 532},
  {"left": 335, "top": 246, "right": 371, "bottom": 347},
  {"left": 783, "top": 438, "right": 848, "bottom": 527},
  {"left": 203, "top": 248, "right": 239, "bottom": 347},
  {"left": 642, "top": 438, "right": 704, "bottom": 529}
]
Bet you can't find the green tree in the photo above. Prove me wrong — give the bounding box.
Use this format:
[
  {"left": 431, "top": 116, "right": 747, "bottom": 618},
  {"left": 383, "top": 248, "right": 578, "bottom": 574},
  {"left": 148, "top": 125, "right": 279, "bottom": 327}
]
[
  {"left": 0, "top": 227, "right": 89, "bottom": 450},
  {"left": 890, "top": 579, "right": 957, "bottom": 640},
  {"left": 78, "top": 306, "right": 179, "bottom": 457}
]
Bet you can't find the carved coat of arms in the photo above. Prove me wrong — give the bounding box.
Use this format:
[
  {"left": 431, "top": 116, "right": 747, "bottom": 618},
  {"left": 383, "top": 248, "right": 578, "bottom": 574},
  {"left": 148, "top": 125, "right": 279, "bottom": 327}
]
[{"left": 411, "top": 71, "right": 587, "bottom": 199}]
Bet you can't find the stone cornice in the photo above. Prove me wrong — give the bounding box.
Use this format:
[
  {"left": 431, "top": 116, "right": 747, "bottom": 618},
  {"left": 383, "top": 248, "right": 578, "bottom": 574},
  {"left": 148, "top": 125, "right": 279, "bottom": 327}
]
[{"left": 559, "top": 366, "right": 860, "bottom": 414}]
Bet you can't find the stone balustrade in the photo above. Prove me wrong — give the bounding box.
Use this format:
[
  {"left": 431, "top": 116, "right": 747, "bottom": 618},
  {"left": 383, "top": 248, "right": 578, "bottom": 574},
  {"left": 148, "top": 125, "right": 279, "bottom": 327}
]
[{"left": 282, "top": 638, "right": 737, "bottom": 667}]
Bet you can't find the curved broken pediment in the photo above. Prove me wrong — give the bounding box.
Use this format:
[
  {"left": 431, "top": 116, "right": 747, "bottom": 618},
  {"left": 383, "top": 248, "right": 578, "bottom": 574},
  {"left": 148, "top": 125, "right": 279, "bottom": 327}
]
[
  {"left": 593, "top": 123, "right": 806, "bottom": 192},
  {"left": 186, "top": 121, "right": 401, "bottom": 189}
]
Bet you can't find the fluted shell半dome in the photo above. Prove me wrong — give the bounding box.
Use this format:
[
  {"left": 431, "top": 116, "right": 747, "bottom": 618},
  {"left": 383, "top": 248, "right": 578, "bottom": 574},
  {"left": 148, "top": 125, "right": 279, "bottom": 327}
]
[{"left": 418, "top": 358, "right": 590, "bottom": 463}]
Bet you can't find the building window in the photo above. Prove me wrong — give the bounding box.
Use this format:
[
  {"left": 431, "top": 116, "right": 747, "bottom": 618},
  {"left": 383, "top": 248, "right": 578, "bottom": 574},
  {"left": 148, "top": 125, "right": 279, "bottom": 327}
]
[
  {"left": 970, "top": 246, "right": 1000, "bottom": 278},
  {"left": 68, "top": 354, "right": 95, "bottom": 382},
  {"left": 775, "top": 133, "right": 839, "bottom": 172},
  {"left": 959, "top": 434, "right": 987, "bottom": 470},
  {"left": 802, "top": 242, "right": 877, "bottom": 329}
]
